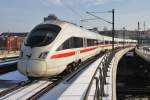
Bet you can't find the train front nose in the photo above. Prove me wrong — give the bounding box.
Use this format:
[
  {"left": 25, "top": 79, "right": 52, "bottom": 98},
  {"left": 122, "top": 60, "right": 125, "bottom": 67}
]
[{"left": 18, "top": 59, "right": 46, "bottom": 77}]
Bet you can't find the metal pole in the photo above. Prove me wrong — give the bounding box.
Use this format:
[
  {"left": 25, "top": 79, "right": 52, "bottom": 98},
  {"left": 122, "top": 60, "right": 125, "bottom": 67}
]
[
  {"left": 86, "top": 9, "right": 115, "bottom": 50},
  {"left": 112, "top": 9, "right": 115, "bottom": 51},
  {"left": 138, "top": 22, "right": 140, "bottom": 46},
  {"left": 123, "top": 27, "right": 125, "bottom": 48},
  {"left": 144, "top": 21, "right": 146, "bottom": 32}
]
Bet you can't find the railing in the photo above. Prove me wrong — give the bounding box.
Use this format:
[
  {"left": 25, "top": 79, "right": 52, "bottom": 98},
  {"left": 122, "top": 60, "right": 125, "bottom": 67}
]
[
  {"left": 0, "top": 48, "right": 20, "bottom": 60},
  {"left": 84, "top": 49, "right": 119, "bottom": 100},
  {"left": 0, "top": 47, "right": 20, "bottom": 55}
]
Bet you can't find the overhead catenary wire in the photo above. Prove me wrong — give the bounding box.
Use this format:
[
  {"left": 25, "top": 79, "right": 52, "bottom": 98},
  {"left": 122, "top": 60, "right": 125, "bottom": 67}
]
[
  {"left": 80, "top": 18, "right": 101, "bottom": 29},
  {"left": 80, "top": 18, "right": 99, "bottom": 22},
  {"left": 40, "top": 0, "right": 82, "bottom": 19},
  {"left": 88, "top": 11, "right": 112, "bottom": 13},
  {"left": 86, "top": 12, "right": 112, "bottom": 24},
  {"left": 60, "top": 0, "right": 83, "bottom": 20}
]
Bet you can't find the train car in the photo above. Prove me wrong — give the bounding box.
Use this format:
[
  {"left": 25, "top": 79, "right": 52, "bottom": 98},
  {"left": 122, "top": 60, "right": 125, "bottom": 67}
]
[
  {"left": 17, "top": 19, "right": 137, "bottom": 78},
  {"left": 135, "top": 46, "right": 150, "bottom": 63}
]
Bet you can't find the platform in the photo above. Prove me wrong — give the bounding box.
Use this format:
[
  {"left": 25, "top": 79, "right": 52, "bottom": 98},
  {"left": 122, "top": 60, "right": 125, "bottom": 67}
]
[
  {"left": 109, "top": 47, "right": 134, "bottom": 100},
  {"left": 135, "top": 46, "right": 150, "bottom": 63},
  {"left": 0, "top": 71, "right": 28, "bottom": 94},
  {"left": 40, "top": 56, "right": 104, "bottom": 100},
  {"left": 39, "top": 48, "right": 135, "bottom": 100},
  {"left": 0, "top": 51, "right": 19, "bottom": 59}
]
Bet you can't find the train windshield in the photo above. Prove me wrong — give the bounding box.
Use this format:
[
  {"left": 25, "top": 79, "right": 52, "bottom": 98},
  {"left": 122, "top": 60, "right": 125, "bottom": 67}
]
[{"left": 25, "top": 24, "right": 61, "bottom": 47}]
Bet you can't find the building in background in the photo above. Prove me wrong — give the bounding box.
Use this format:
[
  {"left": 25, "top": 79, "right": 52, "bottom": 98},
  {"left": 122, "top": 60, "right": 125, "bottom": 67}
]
[{"left": 0, "top": 32, "right": 28, "bottom": 51}]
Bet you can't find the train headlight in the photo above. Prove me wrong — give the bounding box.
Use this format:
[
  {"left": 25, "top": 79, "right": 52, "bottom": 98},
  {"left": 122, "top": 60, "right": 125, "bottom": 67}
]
[{"left": 38, "top": 51, "right": 49, "bottom": 59}]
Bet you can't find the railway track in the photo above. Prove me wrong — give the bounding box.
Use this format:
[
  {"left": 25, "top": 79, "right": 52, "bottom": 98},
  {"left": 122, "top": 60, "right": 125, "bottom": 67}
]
[
  {"left": 0, "top": 59, "right": 18, "bottom": 75},
  {"left": 0, "top": 52, "right": 105, "bottom": 100},
  {"left": 0, "top": 74, "right": 64, "bottom": 100},
  {"left": 0, "top": 80, "right": 52, "bottom": 100},
  {"left": 29, "top": 52, "right": 105, "bottom": 100},
  {"left": 0, "top": 57, "right": 18, "bottom": 64},
  {"left": 0, "top": 56, "right": 19, "bottom": 61},
  {"left": 0, "top": 80, "right": 32, "bottom": 97}
]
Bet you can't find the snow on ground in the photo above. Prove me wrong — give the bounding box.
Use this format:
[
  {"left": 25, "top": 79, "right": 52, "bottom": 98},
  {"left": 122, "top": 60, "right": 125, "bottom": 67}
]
[{"left": 0, "top": 70, "right": 28, "bottom": 81}]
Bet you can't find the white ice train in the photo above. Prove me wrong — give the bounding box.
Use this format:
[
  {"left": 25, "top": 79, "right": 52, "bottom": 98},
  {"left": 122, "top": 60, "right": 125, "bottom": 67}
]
[{"left": 18, "top": 20, "right": 137, "bottom": 78}]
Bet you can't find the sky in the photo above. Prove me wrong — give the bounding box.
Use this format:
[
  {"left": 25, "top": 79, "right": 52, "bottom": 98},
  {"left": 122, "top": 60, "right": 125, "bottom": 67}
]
[{"left": 0, "top": 0, "right": 150, "bottom": 33}]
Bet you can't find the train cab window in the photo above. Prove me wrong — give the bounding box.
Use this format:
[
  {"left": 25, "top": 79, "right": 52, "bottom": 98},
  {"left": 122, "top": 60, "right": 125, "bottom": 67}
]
[
  {"left": 57, "top": 37, "right": 83, "bottom": 51},
  {"left": 25, "top": 24, "right": 61, "bottom": 47}
]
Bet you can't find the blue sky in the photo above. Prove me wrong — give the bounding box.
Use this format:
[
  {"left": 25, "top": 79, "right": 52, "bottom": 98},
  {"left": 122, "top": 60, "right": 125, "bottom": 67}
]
[{"left": 0, "top": 0, "right": 150, "bottom": 33}]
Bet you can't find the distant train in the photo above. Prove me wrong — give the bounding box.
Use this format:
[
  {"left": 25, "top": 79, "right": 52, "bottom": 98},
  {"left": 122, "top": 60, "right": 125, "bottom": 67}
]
[
  {"left": 135, "top": 46, "right": 150, "bottom": 63},
  {"left": 17, "top": 20, "right": 137, "bottom": 78}
]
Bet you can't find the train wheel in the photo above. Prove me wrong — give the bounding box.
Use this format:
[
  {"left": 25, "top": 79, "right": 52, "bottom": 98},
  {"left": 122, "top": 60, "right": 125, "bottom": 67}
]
[
  {"left": 66, "top": 64, "right": 73, "bottom": 73},
  {"left": 73, "top": 62, "right": 79, "bottom": 71}
]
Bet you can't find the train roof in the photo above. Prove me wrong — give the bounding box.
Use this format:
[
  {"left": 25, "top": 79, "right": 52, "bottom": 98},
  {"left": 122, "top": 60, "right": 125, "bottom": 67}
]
[
  {"left": 41, "top": 20, "right": 103, "bottom": 39},
  {"left": 40, "top": 20, "right": 137, "bottom": 42}
]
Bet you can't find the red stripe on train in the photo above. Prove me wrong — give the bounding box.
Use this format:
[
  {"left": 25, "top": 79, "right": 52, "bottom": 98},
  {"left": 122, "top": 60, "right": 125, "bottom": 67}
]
[
  {"left": 51, "top": 51, "right": 75, "bottom": 59},
  {"left": 99, "top": 44, "right": 112, "bottom": 48},
  {"left": 80, "top": 47, "right": 97, "bottom": 53},
  {"left": 51, "top": 45, "right": 113, "bottom": 59}
]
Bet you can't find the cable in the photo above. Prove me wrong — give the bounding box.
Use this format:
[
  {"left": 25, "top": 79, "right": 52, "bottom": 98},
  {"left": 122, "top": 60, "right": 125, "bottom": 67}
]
[
  {"left": 86, "top": 12, "right": 112, "bottom": 24},
  {"left": 60, "top": 0, "right": 83, "bottom": 19}
]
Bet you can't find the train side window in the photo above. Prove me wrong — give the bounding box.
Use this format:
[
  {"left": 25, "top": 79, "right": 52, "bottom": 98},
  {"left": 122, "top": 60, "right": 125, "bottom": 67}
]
[
  {"left": 105, "top": 41, "right": 108, "bottom": 44},
  {"left": 87, "top": 39, "right": 93, "bottom": 46},
  {"left": 94, "top": 40, "right": 98, "bottom": 45},
  {"left": 99, "top": 40, "right": 104, "bottom": 45},
  {"left": 114, "top": 41, "right": 117, "bottom": 44},
  {"left": 87, "top": 39, "right": 92, "bottom": 46},
  {"left": 73, "top": 37, "right": 83, "bottom": 48},
  {"left": 87, "top": 39, "right": 90, "bottom": 46},
  {"left": 87, "top": 39, "right": 99, "bottom": 46},
  {"left": 57, "top": 37, "right": 83, "bottom": 51}
]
